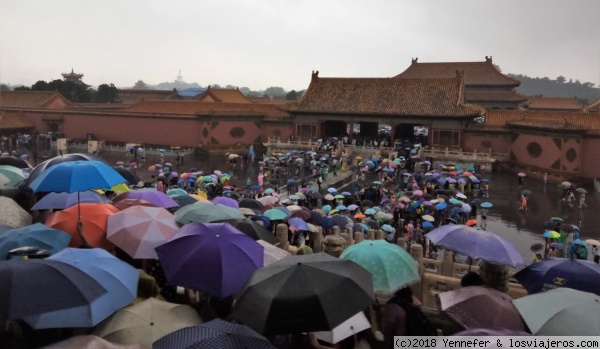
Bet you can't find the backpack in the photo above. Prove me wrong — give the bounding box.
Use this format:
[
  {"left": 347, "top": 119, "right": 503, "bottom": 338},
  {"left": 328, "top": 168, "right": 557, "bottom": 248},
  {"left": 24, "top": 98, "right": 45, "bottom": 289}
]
[{"left": 388, "top": 296, "right": 437, "bottom": 336}]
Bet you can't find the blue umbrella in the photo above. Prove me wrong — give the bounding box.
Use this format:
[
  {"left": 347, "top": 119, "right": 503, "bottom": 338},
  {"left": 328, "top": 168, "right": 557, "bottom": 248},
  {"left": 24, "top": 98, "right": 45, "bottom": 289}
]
[
  {"left": 28, "top": 161, "right": 126, "bottom": 193},
  {"left": 327, "top": 188, "right": 337, "bottom": 193},
  {"left": 336, "top": 205, "right": 347, "bottom": 211},
  {"left": 381, "top": 224, "right": 395, "bottom": 233},
  {"left": 550, "top": 242, "right": 565, "bottom": 250},
  {"left": 435, "top": 202, "right": 448, "bottom": 211},
  {"left": 274, "top": 206, "right": 292, "bottom": 218},
  {"left": 365, "top": 208, "right": 376, "bottom": 215},
  {"left": 32, "top": 191, "right": 112, "bottom": 210},
  {"left": 347, "top": 204, "right": 358, "bottom": 211},
  {"left": 480, "top": 202, "right": 493, "bottom": 208},
  {"left": 288, "top": 217, "right": 309, "bottom": 231},
  {"left": 0, "top": 259, "right": 107, "bottom": 322},
  {"left": 321, "top": 217, "right": 334, "bottom": 229},
  {"left": 514, "top": 258, "right": 600, "bottom": 296},
  {"left": 358, "top": 223, "right": 370, "bottom": 231},
  {"left": 0, "top": 223, "right": 71, "bottom": 259},
  {"left": 23, "top": 248, "right": 138, "bottom": 328},
  {"left": 251, "top": 185, "right": 261, "bottom": 191},
  {"left": 572, "top": 239, "right": 587, "bottom": 247},
  {"left": 341, "top": 192, "right": 352, "bottom": 196},
  {"left": 426, "top": 225, "right": 525, "bottom": 267},
  {"left": 322, "top": 205, "right": 332, "bottom": 214}
]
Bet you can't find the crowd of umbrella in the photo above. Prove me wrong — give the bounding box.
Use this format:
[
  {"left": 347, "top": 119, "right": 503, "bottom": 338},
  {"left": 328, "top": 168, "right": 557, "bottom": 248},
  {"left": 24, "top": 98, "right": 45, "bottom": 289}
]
[{"left": 0, "top": 153, "right": 599, "bottom": 348}]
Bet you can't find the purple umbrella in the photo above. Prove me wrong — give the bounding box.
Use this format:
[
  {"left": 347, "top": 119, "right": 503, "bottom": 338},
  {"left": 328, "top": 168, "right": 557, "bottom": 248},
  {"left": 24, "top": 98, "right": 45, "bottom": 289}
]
[
  {"left": 447, "top": 178, "right": 457, "bottom": 184},
  {"left": 426, "top": 225, "right": 524, "bottom": 267},
  {"left": 212, "top": 196, "right": 239, "bottom": 209},
  {"left": 32, "top": 191, "right": 112, "bottom": 210},
  {"left": 155, "top": 223, "right": 264, "bottom": 298},
  {"left": 118, "top": 190, "right": 178, "bottom": 209},
  {"left": 288, "top": 217, "right": 309, "bottom": 231}
]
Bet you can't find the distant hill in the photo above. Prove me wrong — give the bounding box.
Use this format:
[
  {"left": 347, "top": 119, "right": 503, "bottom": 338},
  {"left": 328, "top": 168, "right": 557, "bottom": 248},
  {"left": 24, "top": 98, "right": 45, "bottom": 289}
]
[{"left": 508, "top": 74, "right": 600, "bottom": 105}]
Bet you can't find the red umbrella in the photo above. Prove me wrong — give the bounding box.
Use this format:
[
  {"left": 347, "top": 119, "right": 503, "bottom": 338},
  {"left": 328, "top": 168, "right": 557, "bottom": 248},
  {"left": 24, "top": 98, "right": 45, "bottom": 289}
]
[{"left": 46, "top": 203, "right": 119, "bottom": 250}]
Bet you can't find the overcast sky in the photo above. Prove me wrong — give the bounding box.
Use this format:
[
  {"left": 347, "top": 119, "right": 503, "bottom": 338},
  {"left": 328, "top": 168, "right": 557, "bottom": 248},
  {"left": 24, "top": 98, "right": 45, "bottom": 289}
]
[{"left": 1, "top": 0, "right": 599, "bottom": 91}]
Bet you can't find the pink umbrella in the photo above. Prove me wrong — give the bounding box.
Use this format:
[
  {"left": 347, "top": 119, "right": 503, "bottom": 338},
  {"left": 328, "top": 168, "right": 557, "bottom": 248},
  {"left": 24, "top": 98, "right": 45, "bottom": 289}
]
[
  {"left": 258, "top": 196, "right": 278, "bottom": 205},
  {"left": 413, "top": 190, "right": 424, "bottom": 196},
  {"left": 115, "top": 191, "right": 178, "bottom": 209},
  {"left": 106, "top": 206, "right": 179, "bottom": 259}
]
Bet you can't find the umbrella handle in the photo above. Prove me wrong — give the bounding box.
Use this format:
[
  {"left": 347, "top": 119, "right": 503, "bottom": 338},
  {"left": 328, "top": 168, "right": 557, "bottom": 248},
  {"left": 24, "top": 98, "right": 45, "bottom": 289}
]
[{"left": 76, "top": 221, "right": 92, "bottom": 248}]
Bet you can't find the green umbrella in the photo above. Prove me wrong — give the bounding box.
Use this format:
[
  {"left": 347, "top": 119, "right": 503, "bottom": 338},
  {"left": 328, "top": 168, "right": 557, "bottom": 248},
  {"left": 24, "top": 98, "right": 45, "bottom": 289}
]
[
  {"left": 175, "top": 202, "right": 244, "bottom": 224},
  {"left": 334, "top": 194, "right": 345, "bottom": 199},
  {"left": 0, "top": 165, "right": 27, "bottom": 187},
  {"left": 340, "top": 240, "right": 420, "bottom": 293},
  {"left": 166, "top": 188, "right": 187, "bottom": 197},
  {"left": 263, "top": 209, "right": 288, "bottom": 221},
  {"left": 550, "top": 217, "right": 563, "bottom": 222},
  {"left": 513, "top": 288, "right": 600, "bottom": 335}
]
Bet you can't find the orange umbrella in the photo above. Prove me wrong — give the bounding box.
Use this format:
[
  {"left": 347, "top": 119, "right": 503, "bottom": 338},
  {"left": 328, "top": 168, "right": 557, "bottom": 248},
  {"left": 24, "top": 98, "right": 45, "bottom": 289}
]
[
  {"left": 354, "top": 213, "right": 366, "bottom": 219},
  {"left": 466, "top": 219, "right": 477, "bottom": 227},
  {"left": 46, "top": 203, "right": 119, "bottom": 250},
  {"left": 113, "top": 198, "right": 159, "bottom": 211}
]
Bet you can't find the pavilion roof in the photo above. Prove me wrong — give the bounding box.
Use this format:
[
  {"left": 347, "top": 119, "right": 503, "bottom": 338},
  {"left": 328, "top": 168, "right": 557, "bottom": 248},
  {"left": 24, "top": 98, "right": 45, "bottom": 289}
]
[
  {"left": 195, "top": 87, "right": 252, "bottom": 103},
  {"left": 116, "top": 89, "right": 182, "bottom": 104},
  {"left": 394, "top": 57, "right": 520, "bottom": 87},
  {"left": 0, "top": 91, "right": 70, "bottom": 109},
  {"left": 525, "top": 97, "right": 583, "bottom": 111},
  {"left": 287, "top": 72, "right": 483, "bottom": 118}
]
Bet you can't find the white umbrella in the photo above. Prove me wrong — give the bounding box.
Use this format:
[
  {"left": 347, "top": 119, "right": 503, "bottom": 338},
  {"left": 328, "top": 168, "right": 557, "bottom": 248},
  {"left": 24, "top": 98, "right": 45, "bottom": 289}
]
[
  {"left": 312, "top": 311, "right": 371, "bottom": 344},
  {"left": 257, "top": 240, "right": 290, "bottom": 266},
  {"left": 0, "top": 196, "right": 32, "bottom": 228},
  {"left": 93, "top": 298, "right": 201, "bottom": 349}
]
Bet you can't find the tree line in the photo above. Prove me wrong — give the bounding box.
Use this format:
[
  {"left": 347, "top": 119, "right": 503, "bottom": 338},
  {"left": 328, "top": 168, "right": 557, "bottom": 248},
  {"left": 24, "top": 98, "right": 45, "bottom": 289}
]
[
  {"left": 2, "top": 80, "right": 119, "bottom": 103},
  {"left": 508, "top": 74, "right": 599, "bottom": 105}
]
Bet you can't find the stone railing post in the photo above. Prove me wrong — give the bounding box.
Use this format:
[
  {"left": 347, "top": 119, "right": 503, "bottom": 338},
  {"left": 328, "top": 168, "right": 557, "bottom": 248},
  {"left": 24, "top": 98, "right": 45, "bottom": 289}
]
[
  {"left": 276, "top": 223, "right": 289, "bottom": 251},
  {"left": 345, "top": 227, "right": 354, "bottom": 245},
  {"left": 332, "top": 226, "right": 340, "bottom": 236},
  {"left": 396, "top": 237, "right": 407, "bottom": 249},
  {"left": 354, "top": 231, "right": 364, "bottom": 244},
  {"left": 445, "top": 147, "right": 449, "bottom": 157},
  {"left": 376, "top": 229, "right": 386, "bottom": 240},
  {"left": 367, "top": 229, "right": 375, "bottom": 240},
  {"left": 441, "top": 250, "right": 454, "bottom": 277},
  {"left": 313, "top": 227, "right": 323, "bottom": 253}
]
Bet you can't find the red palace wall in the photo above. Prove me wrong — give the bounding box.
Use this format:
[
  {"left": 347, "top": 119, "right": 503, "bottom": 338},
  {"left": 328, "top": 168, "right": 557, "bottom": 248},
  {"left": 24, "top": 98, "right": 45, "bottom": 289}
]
[
  {"left": 581, "top": 138, "right": 600, "bottom": 178},
  {"left": 261, "top": 125, "right": 293, "bottom": 141},
  {"left": 464, "top": 132, "right": 511, "bottom": 154},
  {"left": 510, "top": 133, "right": 582, "bottom": 172},
  {"left": 207, "top": 120, "right": 263, "bottom": 147}
]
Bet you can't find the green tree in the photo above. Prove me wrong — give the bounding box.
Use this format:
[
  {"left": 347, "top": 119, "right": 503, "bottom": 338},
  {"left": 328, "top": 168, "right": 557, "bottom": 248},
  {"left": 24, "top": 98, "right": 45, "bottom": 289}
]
[
  {"left": 94, "top": 84, "right": 119, "bottom": 103},
  {"left": 263, "top": 86, "right": 286, "bottom": 97},
  {"left": 31, "top": 80, "right": 50, "bottom": 91},
  {"left": 0, "top": 84, "right": 10, "bottom": 91},
  {"left": 286, "top": 90, "right": 298, "bottom": 100},
  {"left": 13, "top": 86, "right": 30, "bottom": 91}
]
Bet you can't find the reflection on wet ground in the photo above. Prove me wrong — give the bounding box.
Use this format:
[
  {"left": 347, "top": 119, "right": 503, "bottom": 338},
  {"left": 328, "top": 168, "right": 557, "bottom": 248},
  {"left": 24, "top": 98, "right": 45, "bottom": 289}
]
[{"left": 92, "top": 151, "right": 598, "bottom": 264}]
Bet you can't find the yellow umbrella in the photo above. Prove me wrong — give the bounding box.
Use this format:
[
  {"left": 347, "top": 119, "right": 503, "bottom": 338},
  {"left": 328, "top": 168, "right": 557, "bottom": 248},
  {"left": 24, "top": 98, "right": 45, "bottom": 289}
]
[{"left": 95, "top": 183, "right": 130, "bottom": 195}]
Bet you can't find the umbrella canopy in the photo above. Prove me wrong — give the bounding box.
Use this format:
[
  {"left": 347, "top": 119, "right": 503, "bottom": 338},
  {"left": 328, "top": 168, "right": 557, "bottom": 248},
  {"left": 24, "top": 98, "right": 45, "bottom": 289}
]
[
  {"left": 231, "top": 253, "right": 375, "bottom": 334},
  {"left": 480, "top": 202, "right": 493, "bottom": 208},
  {"left": 175, "top": 202, "right": 245, "bottom": 224},
  {"left": 24, "top": 153, "right": 105, "bottom": 187},
  {"left": 312, "top": 311, "right": 371, "bottom": 345},
  {"left": 156, "top": 222, "right": 264, "bottom": 298},
  {"left": 422, "top": 215, "right": 434, "bottom": 222},
  {"left": 0, "top": 196, "right": 32, "bottom": 228},
  {"left": 513, "top": 258, "right": 600, "bottom": 296},
  {"left": 0, "top": 156, "right": 30, "bottom": 169},
  {"left": 32, "top": 190, "right": 112, "bottom": 210},
  {"left": 216, "top": 218, "right": 277, "bottom": 244},
  {"left": 113, "top": 167, "right": 140, "bottom": 185},
  {"left": 154, "top": 319, "right": 275, "bottom": 349},
  {"left": 107, "top": 206, "right": 179, "bottom": 259},
  {"left": 46, "top": 203, "right": 119, "bottom": 250},
  {"left": 0, "top": 165, "right": 27, "bottom": 186},
  {"left": 41, "top": 335, "right": 142, "bottom": 349},
  {"left": 29, "top": 160, "right": 127, "bottom": 193},
  {"left": 340, "top": 240, "right": 419, "bottom": 293},
  {"left": 263, "top": 208, "right": 288, "bottom": 221},
  {"left": 166, "top": 188, "right": 187, "bottom": 197},
  {"left": 0, "top": 223, "right": 71, "bottom": 260},
  {"left": 438, "top": 286, "right": 526, "bottom": 332},
  {"left": 23, "top": 248, "right": 138, "bottom": 329},
  {"left": 0, "top": 259, "right": 107, "bottom": 322},
  {"left": 257, "top": 196, "right": 279, "bottom": 206},
  {"left": 113, "top": 198, "right": 159, "bottom": 211},
  {"left": 93, "top": 298, "right": 201, "bottom": 348},
  {"left": 426, "top": 225, "right": 524, "bottom": 267},
  {"left": 212, "top": 196, "right": 240, "bottom": 209},
  {"left": 585, "top": 239, "right": 600, "bottom": 246},
  {"left": 115, "top": 191, "right": 178, "bottom": 209},
  {"left": 513, "top": 288, "right": 600, "bottom": 335},
  {"left": 239, "top": 199, "right": 265, "bottom": 211},
  {"left": 288, "top": 217, "right": 309, "bottom": 231},
  {"left": 257, "top": 240, "right": 291, "bottom": 266},
  {"left": 542, "top": 231, "right": 560, "bottom": 238}
]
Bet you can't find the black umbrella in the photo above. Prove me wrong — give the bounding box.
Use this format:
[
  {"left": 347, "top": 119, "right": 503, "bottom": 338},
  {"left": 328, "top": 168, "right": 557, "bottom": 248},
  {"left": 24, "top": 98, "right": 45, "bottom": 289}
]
[
  {"left": 543, "top": 221, "right": 557, "bottom": 230},
  {"left": 330, "top": 214, "right": 350, "bottom": 228},
  {"left": 309, "top": 211, "right": 324, "bottom": 226},
  {"left": 23, "top": 153, "right": 105, "bottom": 188},
  {"left": 171, "top": 195, "right": 198, "bottom": 207},
  {"left": 530, "top": 243, "right": 544, "bottom": 252},
  {"left": 230, "top": 253, "right": 375, "bottom": 334},
  {"left": 113, "top": 167, "right": 140, "bottom": 185},
  {"left": 269, "top": 179, "right": 279, "bottom": 185},
  {"left": 0, "top": 156, "right": 30, "bottom": 169},
  {"left": 216, "top": 218, "right": 277, "bottom": 244},
  {"left": 154, "top": 319, "right": 275, "bottom": 349},
  {"left": 360, "top": 200, "right": 374, "bottom": 208},
  {"left": 239, "top": 199, "right": 265, "bottom": 211},
  {"left": 308, "top": 191, "right": 322, "bottom": 199},
  {"left": 365, "top": 220, "right": 379, "bottom": 229},
  {"left": 521, "top": 189, "right": 532, "bottom": 196}
]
